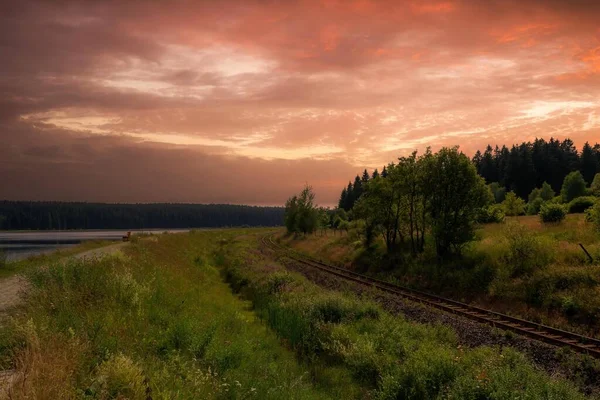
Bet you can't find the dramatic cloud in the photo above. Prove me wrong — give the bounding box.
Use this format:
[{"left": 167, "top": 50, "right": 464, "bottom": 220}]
[{"left": 2, "top": 0, "right": 600, "bottom": 205}]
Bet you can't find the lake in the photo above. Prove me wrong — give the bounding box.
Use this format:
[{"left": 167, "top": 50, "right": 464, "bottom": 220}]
[{"left": 0, "top": 229, "right": 190, "bottom": 261}]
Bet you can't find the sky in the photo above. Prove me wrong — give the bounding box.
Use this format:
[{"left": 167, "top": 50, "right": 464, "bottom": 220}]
[{"left": 2, "top": 0, "right": 600, "bottom": 206}]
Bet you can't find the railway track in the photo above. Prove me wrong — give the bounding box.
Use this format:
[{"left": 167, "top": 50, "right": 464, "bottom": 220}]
[{"left": 261, "top": 232, "right": 600, "bottom": 358}]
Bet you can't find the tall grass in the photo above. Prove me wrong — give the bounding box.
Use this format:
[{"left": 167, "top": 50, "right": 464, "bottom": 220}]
[
  {"left": 220, "top": 235, "right": 586, "bottom": 399},
  {"left": 1, "top": 232, "right": 337, "bottom": 399}
]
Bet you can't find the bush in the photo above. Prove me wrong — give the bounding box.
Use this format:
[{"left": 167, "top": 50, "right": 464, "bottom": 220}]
[
  {"left": 591, "top": 173, "right": 600, "bottom": 196},
  {"left": 476, "top": 205, "right": 505, "bottom": 223},
  {"left": 586, "top": 201, "right": 600, "bottom": 230},
  {"left": 502, "top": 191, "right": 525, "bottom": 216},
  {"left": 561, "top": 171, "right": 587, "bottom": 203},
  {"left": 539, "top": 203, "right": 566, "bottom": 223},
  {"left": 526, "top": 198, "right": 544, "bottom": 215},
  {"left": 567, "top": 196, "right": 596, "bottom": 213},
  {"left": 504, "top": 223, "right": 553, "bottom": 277},
  {"left": 92, "top": 354, "right": 146, "bottom": 399}
]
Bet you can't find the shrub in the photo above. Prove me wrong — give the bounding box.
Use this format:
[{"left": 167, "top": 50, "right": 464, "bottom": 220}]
[
  {"left": 586, "top": 201, "right": 600, "bottom": 230},
  {"left": 540, "top": 181, "right": 555, "bottom": 201},
  {"left": 591, "top": 173, "right": 600, "bottom": 196},
  {"left": 526, "top": 197, "right": 544, "bottom": 215},
  {"left": 561, "top": 171, "right": 587, "bottom": 203},
  {"left": 92, "top": 354, "right": 146, "bottom": 399},
  {"left": 504, "top": 223, "right": 553, "bottom": 277},
  {"left": 476, "top": 205, "right": 505, "bottom": 223},
  {"left": 567, "top": 196, "right": 596, "bottom": 213},
  {"left": 502, "top": 191, "right": 525, "bottom": 216},
  {"left": 539, "top": 203, "right": 566, "bottom": 223}
]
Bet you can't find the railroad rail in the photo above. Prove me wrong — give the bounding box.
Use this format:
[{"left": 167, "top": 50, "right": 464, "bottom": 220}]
[{"left": 261, "top": 232, "right": 600, "bottom": 358}]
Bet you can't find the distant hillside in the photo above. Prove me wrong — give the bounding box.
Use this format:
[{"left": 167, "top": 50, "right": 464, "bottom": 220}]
[{"left": 0, "top": 201, "right": 284, "bottom": 230}]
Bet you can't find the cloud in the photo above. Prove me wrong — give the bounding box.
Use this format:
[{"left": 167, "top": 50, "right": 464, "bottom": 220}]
[{"left": 1, "top": 0, "right": 600, "bottom": 204}]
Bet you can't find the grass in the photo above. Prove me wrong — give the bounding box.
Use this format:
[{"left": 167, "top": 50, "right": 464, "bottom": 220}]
[
  {"left": 0, "top": 228, "right": 595, "bottom": 398},
  {"left": 282, "top": 215, "right": 600, "bottom": 335},
  {"left": 0, "top": 230, "right": 341, "bottom": 399},
  {"left": 219, "top": 231, "right": 588, "bottom": 399},
  {"left": 0, "top": 240, "right": 116, "bottom": 279}
]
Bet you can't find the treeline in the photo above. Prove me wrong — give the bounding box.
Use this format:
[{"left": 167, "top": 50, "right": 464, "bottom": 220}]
[
  {"left": 289, "top": 147, "right": 490, "bottom": 259},
  {"left": 472, "top": 138, "right": 599, "bottom": 199},
  {"left": 0, "top": 201, "right": 284, "bottom": 230},
  {"left": 338, "top": 138, "right": 600, "bottom": 210}
]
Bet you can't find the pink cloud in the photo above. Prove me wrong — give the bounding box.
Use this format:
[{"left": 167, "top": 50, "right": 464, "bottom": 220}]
[{"left": 1, "top": 0, "right": 600, "bottom": 205}]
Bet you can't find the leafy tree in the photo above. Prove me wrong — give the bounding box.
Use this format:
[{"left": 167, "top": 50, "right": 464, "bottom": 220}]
[
  {"left": 318, "top": 207, "right": 330, "bottom": 235},
  {"left": 423, "top": 147, "right": 490, "bottom": 258},
  {"left": 540, "top": 181, "right": 555, "bottom": 201},
  {"left": 528, "top": 188, "right": 541, "bottom": 203},
  {"left": 331, "top": 208, "right": 348, "bottom": 235},
  {"left": 353, "top": 172, "right": 398, "bottom": 251},
  {"left": 526, "top": 198, "right": 544, "bottom": 215},
  {"left": 284, "top": 185, "right": 319, "bottom": 235},
  {"left": 591, "top": 173, "right": 600, "bottom": 197},
  {"left": 502, "top": 192, "right": 526, "bottom": 216},
  {"left": 561, "top": 171, "right": 587, "bottom": 203},
  {"left": 488, "top": 182, "right": 506, "bottom": 203}
]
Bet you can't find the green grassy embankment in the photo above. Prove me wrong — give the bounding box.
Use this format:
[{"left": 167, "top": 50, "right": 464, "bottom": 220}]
[
  {"left": 282, "top": 214, "right": 600, "bottom": 335},
  {"left": 0, "top": 231, "right": 337, "bottom": 399},
  {"left": 0, "top": 229, "right": 593, "bottom": 399}
]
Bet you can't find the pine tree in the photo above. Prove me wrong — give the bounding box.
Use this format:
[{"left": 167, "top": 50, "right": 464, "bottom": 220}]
[
  {"left": 338, "top": 188, "right": 347, "bottom": 210},
  {"left": 580, "top": 142, "right": 598, "bottom": 184},
  {"left": 372, "top": 169, "right": 380, "bottom": 179},
  {"left": 343, "top": 182, "right": 354, "bottom": 211},
  {"left": 381, "top": 166, "right": 388, "bottom": 178},
  {"left": 352, "top": 175, "right": 363, "bottom": 205},
  {"left": 361, "top": 169, "right": 370, "bottom": 184}
]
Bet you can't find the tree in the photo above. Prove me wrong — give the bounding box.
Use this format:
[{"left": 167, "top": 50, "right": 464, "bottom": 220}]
[
  {"left": 591, "top": 173, "right": 600, "bottom": 197},
  {"left": 580, "top": 142, "right": 598, "bottom": 184},
  {"left": 503, "top": 191, "right": 526, "bottom": 216},
  {"left": 381, "top": 166, "right": 388, "bottom": 178},
  {"left": 372, "top": 169, "right": 380, "bottom": 179},
  {"left": 561, "top": 171, "right": 587, "bottom": 203},
  {"left": 528, "top": 188, "right": 541, "bottom": 203},
  {"left": 338, "top": 188, "right": 347, "bottom": 210},
  {"left": 361, "top": 169, "right": 370, "bottom": 185},
  {"left": 352, "top": 175, "right": 363, "bottom": 206},
  {"left": 422, "top": 147, "right": 490, "bottom": 258},
  {"left": 284, "top": 185, "right": 319, "bottom": 235},
  {"left": 354, "top": 172, "right": 399, "bottom": 252},
  {"left": 540, "top": 181, "right": 555, "bottom": 201},
  {"left": 488, "top": 182, "right": 506, "bottom": 203},
  {"left": 343, "top": 182, "right": 354, "bottom": 211},
  {"left": 318, "top": 207, "right": 330, "bottom": 235},
  {"left": 330, "top": 208, "right": 348, "bottom": 235}
]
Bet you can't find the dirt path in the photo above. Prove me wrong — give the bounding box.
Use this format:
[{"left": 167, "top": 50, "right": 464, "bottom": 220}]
[{"left": 0, "top": 241, "right": 128, "bottom": 398}]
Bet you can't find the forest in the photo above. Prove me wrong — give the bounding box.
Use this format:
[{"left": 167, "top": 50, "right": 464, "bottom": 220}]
[
  {"left": 339, "top": 138, "right": 600, "bottom": 211},
  {"left": 0, "top": 201, "right": 284, "bottom": 230},
  {"left": 286, "top": 139, "right": 600, "bottom": 262}
]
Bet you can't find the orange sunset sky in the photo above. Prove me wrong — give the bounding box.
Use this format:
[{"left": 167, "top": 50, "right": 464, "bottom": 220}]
[{"left": 1, "top": 0, "right": 600, "bottom": 206}]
